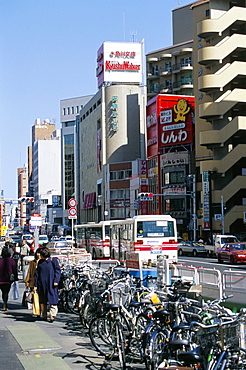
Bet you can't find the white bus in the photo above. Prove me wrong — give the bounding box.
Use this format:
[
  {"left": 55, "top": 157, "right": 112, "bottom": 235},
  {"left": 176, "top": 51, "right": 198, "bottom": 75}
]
[
  {"left": 74, "top": 221, "right": 111, "bottom": 259},
  {"left": 110, "top": 215, "right": 178, "bottom": 266}
]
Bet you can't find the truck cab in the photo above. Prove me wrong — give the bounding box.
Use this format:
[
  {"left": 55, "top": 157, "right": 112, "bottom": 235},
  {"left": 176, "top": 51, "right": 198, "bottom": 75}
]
[{"left": 214, "top": 235, "right": 239, "bottom": 250}]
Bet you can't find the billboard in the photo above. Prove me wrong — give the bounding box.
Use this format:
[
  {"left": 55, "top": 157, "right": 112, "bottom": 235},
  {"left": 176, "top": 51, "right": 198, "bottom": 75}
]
[
  {"left": 146, "top": 95, "right": 195, "bottom": 158},
  {"left": 97, "top": 41, "right": 144, "bottom": 88}
]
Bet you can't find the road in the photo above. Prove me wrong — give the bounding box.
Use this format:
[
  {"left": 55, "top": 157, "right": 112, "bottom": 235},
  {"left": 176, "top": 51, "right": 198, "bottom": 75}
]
[{"left": 179, "top": 255, "right": 246, "bottom": 272}]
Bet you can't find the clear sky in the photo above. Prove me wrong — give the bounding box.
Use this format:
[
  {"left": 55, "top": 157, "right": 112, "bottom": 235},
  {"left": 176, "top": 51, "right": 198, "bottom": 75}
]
[{"left": 0, "top": 0, "right": 192, "bottom": 199}]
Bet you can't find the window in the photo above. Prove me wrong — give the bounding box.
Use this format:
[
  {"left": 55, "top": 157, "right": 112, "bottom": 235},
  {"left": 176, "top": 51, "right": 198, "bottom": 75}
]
[
  {"left": 180, "top": 57, "right": 192, "bottom": 67},
  {"left": 125, "top": 170, "right": 132, "bottom": 179},
  {"left": 165, "top": 62, "right": 172, "bottom": 72},
  {"left": 110, "top": 171, "right": 117, "bottom": 180},
  {"left": 63, "top": 108, "right": 66, "bottom": 115},
  {"left": 165, "top": 198, "right": 185, "bottom": 212},
  {"left": 76, "top": 106, "right": 79, "bottom": 113},
  {"left": 117, "top": 171, "right": 124, "bottom": 180},
  {"left": 67, "top": 107, "right": 70, "bottom": 115},
  {"left": 164, "top": 171, "right": 184, "bottom": 185},
  {"left": 71, "top": 106, "right": 74, "bottom": 114}
]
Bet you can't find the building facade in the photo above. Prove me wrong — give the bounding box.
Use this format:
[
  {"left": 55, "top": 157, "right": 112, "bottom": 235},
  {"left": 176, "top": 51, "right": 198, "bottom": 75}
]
[
  {"left": 60, "top": 95, "right": 94, "bottom": 225},
  {"left": 193, "top": 0, "right": 246, "bottom": 238},
  {"left": 78, "top": 83, "right": 146, "bottom": 223}
]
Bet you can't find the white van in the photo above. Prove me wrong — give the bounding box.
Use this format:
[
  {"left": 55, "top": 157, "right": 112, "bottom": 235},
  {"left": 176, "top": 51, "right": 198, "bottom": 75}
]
[{"left": 214, "top": 234, "right": 239, "bottom": 250}]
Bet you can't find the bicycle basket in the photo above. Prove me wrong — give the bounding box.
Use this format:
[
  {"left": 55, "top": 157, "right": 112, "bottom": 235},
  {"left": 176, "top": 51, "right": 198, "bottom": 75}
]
[
  {"left": 110, "top": 283, "right": 130, "bottom": 306},
  {"left": 222, "top": 321, "right": 240, "bottom": 348}
]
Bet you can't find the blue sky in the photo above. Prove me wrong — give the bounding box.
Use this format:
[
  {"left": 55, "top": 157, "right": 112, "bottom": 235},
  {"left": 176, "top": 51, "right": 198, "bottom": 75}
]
[{"left": 0, "top": 0, "right": 192, "bottom": 198}]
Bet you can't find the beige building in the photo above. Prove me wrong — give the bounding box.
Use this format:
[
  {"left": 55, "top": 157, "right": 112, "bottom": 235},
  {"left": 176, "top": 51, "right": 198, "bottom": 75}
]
[
  {"left": 146, "top": 3, "right": 194, "bottom": 100},
  {"left": 78, "top": 84, "right": 146, "bottom": 223},
  {"left": 192, "top": 0, "right": 246, "bottom": 237}
]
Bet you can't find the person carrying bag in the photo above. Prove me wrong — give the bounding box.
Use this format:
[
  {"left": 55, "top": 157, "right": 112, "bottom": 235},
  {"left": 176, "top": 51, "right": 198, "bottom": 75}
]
[
  {"left": 0, "top": 247, "right": 18, "bottom": 311},
  {"left": 24, "top": 248, "right": 42, "bottom": 316},
  {"left": 34, "top": 247, "right": 61, "bottom": 322}
]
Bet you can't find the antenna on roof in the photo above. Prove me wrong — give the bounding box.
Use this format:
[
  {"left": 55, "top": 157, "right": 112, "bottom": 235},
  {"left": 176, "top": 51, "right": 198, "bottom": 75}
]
[{"left": 130, "top": 30, "right": 137, "bottom": 42}]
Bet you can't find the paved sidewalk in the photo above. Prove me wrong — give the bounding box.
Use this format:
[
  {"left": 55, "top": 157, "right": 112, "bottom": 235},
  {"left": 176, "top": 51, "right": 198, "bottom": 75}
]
[{"left": 0, "top": 281, "right": 145, "bottom": 369}]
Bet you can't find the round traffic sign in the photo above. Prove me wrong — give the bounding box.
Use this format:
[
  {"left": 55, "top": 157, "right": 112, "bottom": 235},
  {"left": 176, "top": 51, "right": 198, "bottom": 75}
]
[
  {"left": 68, "top": 208, "right": 77, "bottom": 216},
  {"left": 68, "top": 198, "right": 77, "bottom": 208}
]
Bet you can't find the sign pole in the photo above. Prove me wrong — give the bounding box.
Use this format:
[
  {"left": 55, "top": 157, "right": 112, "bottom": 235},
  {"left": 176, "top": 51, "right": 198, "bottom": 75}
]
[
  {"left": 71, "top": 218, "right": 74, "bottom": 252},
  {"left": 34, "top": 227, "right": 39, "bottom": 252}
]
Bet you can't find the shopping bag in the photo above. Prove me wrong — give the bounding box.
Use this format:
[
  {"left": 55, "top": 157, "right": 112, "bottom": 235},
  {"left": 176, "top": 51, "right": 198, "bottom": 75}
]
[
  {"left": 25, "top": 291, "right": 33, "bottom": 304},
  {"left": 32, "top": 292, "right": 40, "bottom": 316},
  {"left": 11, "top": 281, "right": 20, "bottom": 300}
]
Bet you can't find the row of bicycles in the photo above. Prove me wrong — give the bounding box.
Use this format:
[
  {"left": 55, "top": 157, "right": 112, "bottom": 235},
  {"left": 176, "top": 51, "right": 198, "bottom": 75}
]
[{"left": 57, "top": 259, "right": 246, "bottom": 370}]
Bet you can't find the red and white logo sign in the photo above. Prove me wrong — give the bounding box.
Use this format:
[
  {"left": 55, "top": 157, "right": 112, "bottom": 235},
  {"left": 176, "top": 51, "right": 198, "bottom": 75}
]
[
  {"left": 68, "top": 198, "right": 77, "bottom": 208},
  {"left": 68, "top": 208, "right": 77, "bottom": 217}
]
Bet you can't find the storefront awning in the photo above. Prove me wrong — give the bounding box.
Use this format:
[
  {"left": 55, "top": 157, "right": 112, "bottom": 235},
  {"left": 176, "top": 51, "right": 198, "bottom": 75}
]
[{"left": 83, "top": 192, "right": 96, "bottom": 209}]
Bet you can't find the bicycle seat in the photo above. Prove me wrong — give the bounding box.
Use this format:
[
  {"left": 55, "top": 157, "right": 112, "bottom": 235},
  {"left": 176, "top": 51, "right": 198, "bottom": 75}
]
[
  {"left": 169, "top": 338, "right": 189, "bottom": 349},
  {"left": 178, "top": 346, "right": 203, "bottom": 364},
  {"left": 153, "top": 309, "right": 170, "bottom": 319},
  {"left": 104, "top": 303, "right": 121, "bottom": 311}
]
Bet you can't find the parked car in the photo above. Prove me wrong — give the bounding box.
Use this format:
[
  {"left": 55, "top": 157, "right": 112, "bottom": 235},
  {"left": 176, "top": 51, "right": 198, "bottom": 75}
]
[
  {"left": 217, "top": 242, "right": 246, "bottom": 264},
  {"left": 38, "top": 235, "right": 49, "bottom": 246},
  {"left": 47, "top": 241, "right": 73, "bottom": 254},
  {"left": 178, "top": 241, "right": 207, "bottom": 257}
]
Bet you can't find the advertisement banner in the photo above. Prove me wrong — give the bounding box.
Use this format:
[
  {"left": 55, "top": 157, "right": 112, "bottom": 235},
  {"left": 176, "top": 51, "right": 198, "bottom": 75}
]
[
  {"left": 146, "top": 95, "right": 195, "bottom": 157},
  {"left": 97, "top": 41, "right": 143, "bottom": 88}
]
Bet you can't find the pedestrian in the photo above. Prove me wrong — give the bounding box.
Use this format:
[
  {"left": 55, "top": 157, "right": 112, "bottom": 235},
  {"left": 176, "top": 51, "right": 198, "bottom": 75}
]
[
  {"left": 0, "top": 247, "right": 18, "bottom": 311},
  {"left": 24, "top": 248, "right": 42, "bottom": 291},
  {"left": 34, "top": 247, "right": 61, "bottom": 322},
  {"left": 20, "top": 240, "right": 30, "bottom": 272}
]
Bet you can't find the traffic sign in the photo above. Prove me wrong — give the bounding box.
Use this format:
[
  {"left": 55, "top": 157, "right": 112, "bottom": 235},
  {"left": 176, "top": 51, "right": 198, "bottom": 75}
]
[
  {"left": 68, "top": 208, "right": 77, "bottom": 216},
  {"left": 68, "top": 198, "right": 77, "bottom": 208}
]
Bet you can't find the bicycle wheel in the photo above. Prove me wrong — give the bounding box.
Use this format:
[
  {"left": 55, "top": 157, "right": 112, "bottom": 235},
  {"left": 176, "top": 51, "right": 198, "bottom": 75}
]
[
  {"left": 83, "top": 302, "right": 97, "bottom": 328},
  {"left": 149, "top": 329, "right": 166, "bottom": 370},
  {"left": 135, "top": 312, "right": 152, "bottom": 339},
  {"left": 117, "top": 320, "right": 127, "bottom": 370},
  {"left": 89, "top": 316, "right": 116, "bottom": 357},
  {"left": 66, "top": 287, "right": 80, "bottom": 314},
  {"left": 78, "top": 290, "right": 91, "bottom": 326}
]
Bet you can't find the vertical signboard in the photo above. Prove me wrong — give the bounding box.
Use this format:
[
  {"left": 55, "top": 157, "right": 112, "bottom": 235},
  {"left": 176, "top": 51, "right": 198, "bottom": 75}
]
[{"left": 203, "top": 171, "right": 210, "bottom": 230}]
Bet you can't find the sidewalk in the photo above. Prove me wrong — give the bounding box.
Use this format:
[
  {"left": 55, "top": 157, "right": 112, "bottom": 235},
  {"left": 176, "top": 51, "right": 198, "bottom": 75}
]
[{"left": 0, "top": 281, "right": 145, "bottom": 369}]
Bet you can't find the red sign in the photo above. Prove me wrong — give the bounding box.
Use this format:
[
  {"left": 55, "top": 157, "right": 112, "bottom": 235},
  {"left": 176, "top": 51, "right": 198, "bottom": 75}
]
[
  {"left": 146, "top": 95, "right": 195, "bottom": 158},
  {"left": 68, "top": 208, "right": 77, "bottom": 216},
  {"left": 68, "top": 198, "right": 77, "bottom": 208}
]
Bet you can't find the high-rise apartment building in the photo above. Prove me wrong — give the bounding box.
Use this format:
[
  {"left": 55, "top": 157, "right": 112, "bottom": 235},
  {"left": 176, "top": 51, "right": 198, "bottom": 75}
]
[{"left": 193, "top": 0, "right": 246, "bottom": 238}]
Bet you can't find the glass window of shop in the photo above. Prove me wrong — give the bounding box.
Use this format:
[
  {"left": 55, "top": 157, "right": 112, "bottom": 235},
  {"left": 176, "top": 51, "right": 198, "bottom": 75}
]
[{"left": 64, "top": 134, "right": 75, "bottom": 207}]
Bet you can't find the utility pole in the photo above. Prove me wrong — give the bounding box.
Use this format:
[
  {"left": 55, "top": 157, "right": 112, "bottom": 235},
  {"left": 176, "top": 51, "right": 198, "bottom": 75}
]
[{"left": 221, "top": 195, "right": 225, "bottom": 234}]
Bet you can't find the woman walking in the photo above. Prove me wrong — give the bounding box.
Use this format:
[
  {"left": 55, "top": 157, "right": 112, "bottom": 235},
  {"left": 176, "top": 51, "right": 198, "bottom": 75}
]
[
  {"left": 0, "top": 247, "right": 18, "bottom": 311},
  {"left": 34, "top": 247, "right": 61, "bottom": 322}
]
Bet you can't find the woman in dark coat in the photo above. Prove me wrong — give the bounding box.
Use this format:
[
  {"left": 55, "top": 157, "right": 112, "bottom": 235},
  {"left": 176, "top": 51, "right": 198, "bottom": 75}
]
[
  {"left": 0, "top": 247, "right": 18, "bottom": 311},
  {"left": 34, "top": 247, "right": 61, "bottom": 322}
]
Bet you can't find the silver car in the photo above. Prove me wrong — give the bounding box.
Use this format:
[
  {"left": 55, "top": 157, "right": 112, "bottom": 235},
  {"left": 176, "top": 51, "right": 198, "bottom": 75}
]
[
  {"left": 178, "top": 241, "right": 207, "bottom": 257},
  {"left": 47, "top": 241, "right": 73, "bottom": 254}
]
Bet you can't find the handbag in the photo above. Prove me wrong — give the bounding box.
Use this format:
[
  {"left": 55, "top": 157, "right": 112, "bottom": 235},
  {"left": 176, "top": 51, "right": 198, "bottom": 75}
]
[
  {"left": 32, "top": 292, "right": 40, "bottom": 316},
  {"left": 25, "top": 291, "right": 33, "bottom": 304},
  {"left": 11, "top": 281, "right": 20, "bottom": 300}
]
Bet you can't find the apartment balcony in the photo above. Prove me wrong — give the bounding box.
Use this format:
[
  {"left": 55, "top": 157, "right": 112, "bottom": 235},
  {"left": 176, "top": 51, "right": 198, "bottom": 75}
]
[
  {"left": 173, "top": 79, "right": 193, "bottom": 91},
  {"left": 160, "top": 83, "right": 172, "bottom": 94},
  {"left": 200, "top": 116, "right": 246, "bottom": 146},
  {"left": 147, "top": 86, "right": 160, "bottom": 97},
  {"left": 147, "top": 56, "right": 159, "bottom": 63},
  {"left": 213, "top": 176, "right": 246, "bottom": 203},
  {"left": 172, "top": 47, "right": 193, "bottom": 56},
  {"left": 197, "top": 7, "right": 246, "bottom": 38},
  {"left": 200, "top": 143, "right": 246, "bottom": 175},
  {"left": 225, "top": 205, "right": 246, "bottom": 234},
  {"left": 159, "top": 53, "right": 172, "bottom": 60},
  {"left": 160, "top": 65, "right": 172, "bottom": 76},
  {"left": 172, "top": 62, "right": 193, "bottom": 73},
  {"left": 198, "top": 34, "right": 246, "bottom": 65},
  {"left": 199, "top": 88, "right": 246, "bottom": 119},
  {"left": 198, "top": 61, "right": 246, "bottom": 92},
  {"left": 147, "top": 71, "right": 159, "bottom": 79}
]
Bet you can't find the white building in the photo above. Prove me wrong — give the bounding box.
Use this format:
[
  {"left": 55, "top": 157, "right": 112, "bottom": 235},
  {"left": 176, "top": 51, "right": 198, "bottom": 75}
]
[{"left": 32, "top": 130, "right": 61, "bottom": 220}]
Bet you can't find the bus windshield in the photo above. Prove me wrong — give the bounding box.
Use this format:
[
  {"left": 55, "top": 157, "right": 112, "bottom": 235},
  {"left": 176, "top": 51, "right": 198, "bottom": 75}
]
[{"left": 137, "top": 220, "right": 174, "bottom": 238}]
